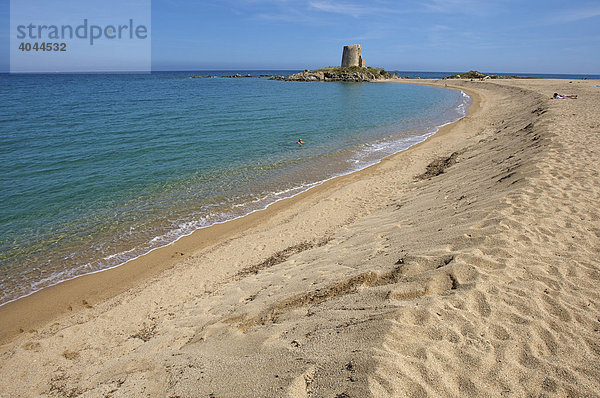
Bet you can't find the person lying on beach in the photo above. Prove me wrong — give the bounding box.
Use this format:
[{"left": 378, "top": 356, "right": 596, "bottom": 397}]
[{"left": 553, "top": 92, "right": 577, "bottom": 99}]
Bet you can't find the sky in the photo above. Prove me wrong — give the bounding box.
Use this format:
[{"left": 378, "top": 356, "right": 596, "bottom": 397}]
[{"left": 1, "top": 0, "right": 599, "bottom": 74}]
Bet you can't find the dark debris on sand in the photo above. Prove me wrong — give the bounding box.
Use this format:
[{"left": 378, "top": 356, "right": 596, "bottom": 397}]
[{"left": 416, "top": 152, "right": 459, "bottom": 180}]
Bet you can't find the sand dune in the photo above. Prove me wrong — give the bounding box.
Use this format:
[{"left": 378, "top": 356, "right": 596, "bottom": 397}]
[{"left": 1, "top": 78, "right": 599, "bottom": 397}]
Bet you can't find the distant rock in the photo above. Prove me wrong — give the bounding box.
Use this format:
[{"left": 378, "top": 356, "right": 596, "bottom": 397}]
[
  {"left": 445, "top": 70, "right": 534, "bottom": 80},
  {"left": 191, "top": 75, "right": 213, "bottom": 79},
  {"left": 446, "top": 70, "right": 489, "bottom": 79},
  {"left": 223, "top": 74, "right": 253, "bottom": 78},
  {"left": 271, "top": 66, "right": 397, "bottom": 83}
]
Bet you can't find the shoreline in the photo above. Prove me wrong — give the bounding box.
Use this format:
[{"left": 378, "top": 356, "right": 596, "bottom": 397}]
[
  {"left": 0, "top": 81, "right": 478, "bottom": 344},
  {"left": 2, "top": 78, "right": 599, "bottom": 395},
  {"left": 0, "top": 82, "right": 469, "bottom": 308},
  {"left": 0, "top": 88, "right": 469, "bottom": 307}
]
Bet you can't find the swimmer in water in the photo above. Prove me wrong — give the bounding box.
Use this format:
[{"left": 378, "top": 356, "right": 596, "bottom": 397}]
[{"left": 297, "top": 138, "right": 304, "bottom": 145}]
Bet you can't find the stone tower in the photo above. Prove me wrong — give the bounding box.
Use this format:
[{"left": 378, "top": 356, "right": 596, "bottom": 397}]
[{"left": 341, "top": 44, "right": 366, "bottom": 68}]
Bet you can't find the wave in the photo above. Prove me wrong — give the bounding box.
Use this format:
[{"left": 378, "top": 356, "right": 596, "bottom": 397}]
[{"left": 0, "top": 86, "right": 472, "bottom": 306}]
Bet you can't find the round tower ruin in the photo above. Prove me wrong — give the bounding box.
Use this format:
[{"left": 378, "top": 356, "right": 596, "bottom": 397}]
[{"left": 341, "top": 44, "right": 366, "bottom": 68}]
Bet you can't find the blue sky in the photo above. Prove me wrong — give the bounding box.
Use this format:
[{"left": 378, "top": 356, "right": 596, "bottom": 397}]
[{"left": 2, "top": 0, "right": 600, "bottom": 73}]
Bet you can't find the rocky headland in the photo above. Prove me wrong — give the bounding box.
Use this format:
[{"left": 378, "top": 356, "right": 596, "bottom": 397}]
[{"left": 271, "top": 66, "right": 398, "bottom": 82}]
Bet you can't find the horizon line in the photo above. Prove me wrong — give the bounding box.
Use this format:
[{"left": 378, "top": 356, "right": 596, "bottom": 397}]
[{"left": 1, "top": 69, "right": 599, "bottom": 77}]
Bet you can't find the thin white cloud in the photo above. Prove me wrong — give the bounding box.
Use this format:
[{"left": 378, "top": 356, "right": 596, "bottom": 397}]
[
  {"left": 255, "top": 11, "right": 323, "bottom": 24},
  {"left": 430, "top": 24, "right": 452, "bottom": 31},
  {"left": 309, "top": 1, "right": 373, "bottom": 17},
  {"left": 554, "top": 5, "right": 600, "bottom": 23},
  {"left": 423, "top": 0, "right": 494, "bottom": 16},
  {"left": 526, "top": 4, "right": 600, "bottom": 28},
  {"left": 308, "top": 1, "right": 407, "bottom": 18}
]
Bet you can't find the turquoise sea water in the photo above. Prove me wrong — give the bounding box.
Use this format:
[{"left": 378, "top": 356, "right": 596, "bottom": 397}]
[{"left": 0, "top": 71, "right": 470, "bottom": 305}]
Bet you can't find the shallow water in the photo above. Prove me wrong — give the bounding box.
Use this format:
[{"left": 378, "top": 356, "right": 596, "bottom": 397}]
[{"left": 0, "top": 71, "right": 470, "bottom": 305}]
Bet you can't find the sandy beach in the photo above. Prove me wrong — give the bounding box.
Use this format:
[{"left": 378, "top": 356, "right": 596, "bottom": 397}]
[{"left": 1, "top": 78, "right": 599, "bottom": 396}]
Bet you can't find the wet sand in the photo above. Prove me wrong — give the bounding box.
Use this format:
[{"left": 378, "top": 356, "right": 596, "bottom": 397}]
[{"left": 1, "top": 78, "right": 599, "bottom": 396}]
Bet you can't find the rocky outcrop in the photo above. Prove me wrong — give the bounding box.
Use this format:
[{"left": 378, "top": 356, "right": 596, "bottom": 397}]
[
  {"left": 445, "top": 70, "right": 534, "bottom": 80},
  {"left": 446, "top": 70, "right": 489, "bottom": 79},
  {"left": 223, "top": 74, "right": 253, "bottom": 78},
  {"left": 271, "top": 67, "right": 397, "bottom": 82}
]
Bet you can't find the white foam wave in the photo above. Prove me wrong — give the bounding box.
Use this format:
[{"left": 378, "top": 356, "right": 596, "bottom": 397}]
[{"left": 0, "top": 88, "right": 473, "bottom": 307}]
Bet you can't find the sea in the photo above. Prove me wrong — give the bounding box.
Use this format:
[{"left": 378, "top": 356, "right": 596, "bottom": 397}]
[{"left": 1, "top": 70, "right": 476, "bottom": 305}]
